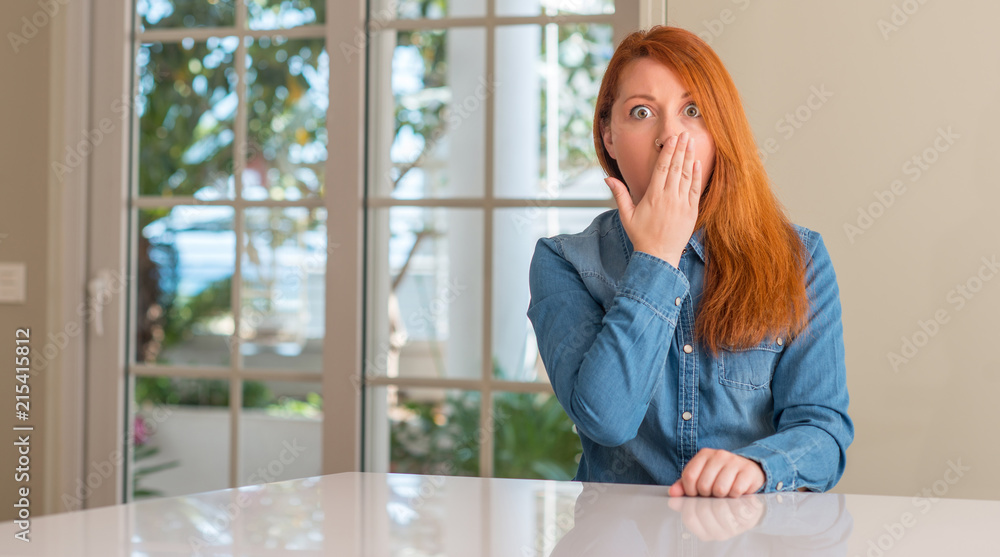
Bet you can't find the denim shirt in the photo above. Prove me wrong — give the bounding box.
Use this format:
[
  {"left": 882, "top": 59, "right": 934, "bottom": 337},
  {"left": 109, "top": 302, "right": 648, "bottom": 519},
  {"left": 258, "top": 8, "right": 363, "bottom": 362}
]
[{"left": 526, "top": 209, "right": 854, "bottom": 493}]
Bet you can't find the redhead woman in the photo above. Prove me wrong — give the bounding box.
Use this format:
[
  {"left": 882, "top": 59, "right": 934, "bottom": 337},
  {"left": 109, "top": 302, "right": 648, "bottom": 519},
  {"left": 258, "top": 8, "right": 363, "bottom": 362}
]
[{"left": 527, "top": 26, "right": 853, "bottom": 497}]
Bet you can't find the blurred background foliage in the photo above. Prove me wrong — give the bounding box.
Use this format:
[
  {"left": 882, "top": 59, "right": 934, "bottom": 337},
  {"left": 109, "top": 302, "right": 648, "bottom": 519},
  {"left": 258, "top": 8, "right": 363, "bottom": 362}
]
[
  {"left": 390, "top": 360, "right": 582, "bottom": 479},
  {"left": 390, "top": 390, "right": 582, "bottom": 479}
]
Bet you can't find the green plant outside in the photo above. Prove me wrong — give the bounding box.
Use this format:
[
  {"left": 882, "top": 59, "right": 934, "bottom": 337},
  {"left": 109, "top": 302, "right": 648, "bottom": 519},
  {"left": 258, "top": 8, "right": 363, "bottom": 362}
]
[{"left": 389, "top": 361, "right": 582, "bottom": 480}]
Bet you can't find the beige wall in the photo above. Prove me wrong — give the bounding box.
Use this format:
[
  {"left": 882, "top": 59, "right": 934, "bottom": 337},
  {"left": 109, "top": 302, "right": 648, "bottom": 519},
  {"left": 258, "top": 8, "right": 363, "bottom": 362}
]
[
  {"left": 669, "top": 1, "right": 1000, "bottom": 500},
  {"left": 0, "top": 0, "right": 53, "bottom": 521}
]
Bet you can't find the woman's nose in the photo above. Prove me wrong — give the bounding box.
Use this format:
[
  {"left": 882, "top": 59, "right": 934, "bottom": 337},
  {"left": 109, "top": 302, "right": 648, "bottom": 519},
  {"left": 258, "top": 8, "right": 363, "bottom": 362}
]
[
  {"left": 655, "top": 132, "right": 679, "bottom": 150},
  {"left": 656, "top": 125, "right": 689, "bottom": 150},
  {"left": 662, "top": 122, "right": 688, "bottom": 140}
]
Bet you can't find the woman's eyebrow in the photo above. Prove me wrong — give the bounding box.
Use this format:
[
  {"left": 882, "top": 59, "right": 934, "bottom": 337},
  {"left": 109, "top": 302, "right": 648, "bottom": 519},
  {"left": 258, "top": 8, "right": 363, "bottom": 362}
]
[{"left": 623, "top": 92, "right": 692, "bottom": 103}]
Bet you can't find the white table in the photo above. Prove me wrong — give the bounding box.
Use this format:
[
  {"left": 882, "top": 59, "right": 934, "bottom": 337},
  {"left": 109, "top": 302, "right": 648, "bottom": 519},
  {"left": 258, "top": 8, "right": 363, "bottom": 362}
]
[{"left": 2, "top": 472, "right": 999, "bottom": 555}]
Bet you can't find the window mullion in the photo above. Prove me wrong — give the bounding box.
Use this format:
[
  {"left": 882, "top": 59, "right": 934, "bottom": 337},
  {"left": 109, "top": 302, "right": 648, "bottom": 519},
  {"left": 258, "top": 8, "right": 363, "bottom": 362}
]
[
  {"left": 229, "top": 3, "right": 249, "bottom": 491},
  {"left": 373, "top": 14, "right": 614, "bottom": 31},
  {"left": 130, "top": 197, "right": 325, "bottom": 209},
  {"left": 366, "top": 198, "right": 615, "bottom": 208},
  {"left": 479, "top": 11, "right": 497, "bottom": 478},
  {"left": 481, "top": 1, "right": 497, "bottom": 532},
  {"left": 325, "top": 0, "right": 365, "bottom": 475},
  {"left": 137, "top": 25, "right": 326, "bottom": 43}
]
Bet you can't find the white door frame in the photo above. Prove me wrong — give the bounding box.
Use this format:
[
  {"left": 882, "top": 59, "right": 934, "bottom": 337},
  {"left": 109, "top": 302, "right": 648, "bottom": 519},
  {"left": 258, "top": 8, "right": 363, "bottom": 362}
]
[
  {"left": 83, "top": 0, "right": 132, "bottom": 508},
  {"left": 44, "top": 0, "right": 93, "bottom": 514}
]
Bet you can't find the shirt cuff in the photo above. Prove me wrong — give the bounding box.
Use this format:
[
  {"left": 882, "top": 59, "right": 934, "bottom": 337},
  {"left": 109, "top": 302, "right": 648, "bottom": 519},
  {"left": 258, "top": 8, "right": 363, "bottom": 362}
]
[
  {"left": 616, "top": 251, "right": 690, "bottom": 324},
  {"left": 732, "top": 442, "right": 799, "bottom": 493}
]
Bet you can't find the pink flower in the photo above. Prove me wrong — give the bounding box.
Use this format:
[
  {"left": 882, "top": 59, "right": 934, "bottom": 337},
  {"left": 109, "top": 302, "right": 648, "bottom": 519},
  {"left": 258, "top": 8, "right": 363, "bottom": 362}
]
[{"left": 133, "top": 415, "right": 150, "bottom": 446}]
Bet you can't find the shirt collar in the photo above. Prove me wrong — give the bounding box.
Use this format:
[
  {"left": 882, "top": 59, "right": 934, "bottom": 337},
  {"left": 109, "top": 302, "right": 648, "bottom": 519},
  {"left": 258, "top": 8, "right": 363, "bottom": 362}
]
[{"left": 614, "top": 209, "right": 706, "bottom": 264}]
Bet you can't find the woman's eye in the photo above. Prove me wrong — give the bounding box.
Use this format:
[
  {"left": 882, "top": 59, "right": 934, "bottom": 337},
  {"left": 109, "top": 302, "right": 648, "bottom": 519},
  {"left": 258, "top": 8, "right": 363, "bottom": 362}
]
[
  {"left": 684, "top": 102, "right": 701, "bottom": 118},
  {"left": 629, "top": 105, "right": 652, "bottom": 119}
]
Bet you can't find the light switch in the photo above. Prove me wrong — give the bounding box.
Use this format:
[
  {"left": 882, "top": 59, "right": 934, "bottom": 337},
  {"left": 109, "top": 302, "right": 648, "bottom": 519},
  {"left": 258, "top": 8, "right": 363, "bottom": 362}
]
[{"left": 0, "top": 262, "right": 27, "bottom": 304}]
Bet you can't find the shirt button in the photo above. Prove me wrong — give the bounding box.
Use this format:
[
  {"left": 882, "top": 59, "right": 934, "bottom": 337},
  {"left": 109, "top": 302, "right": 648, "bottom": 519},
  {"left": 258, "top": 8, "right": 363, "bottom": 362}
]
[
  {"left": 681, "top": 411, "right": 692, "bottom": 421},
  {"left": 682, "top": 247, "right": 687, "bottom": 254},
  {"left": 674, "top": 297, "right": 681, "bottom": 306},
  {"left": 777, "top": 337, "right": 783, "bottom": 346},
  {"left": 776, "top": 481, "right": 784, "bottom": 490},
  {"left": 683, "top": 344, "right": 693, "bottom": 353},
  {"left": 681, "top": 532, "right": 691, "bottom": 540}
]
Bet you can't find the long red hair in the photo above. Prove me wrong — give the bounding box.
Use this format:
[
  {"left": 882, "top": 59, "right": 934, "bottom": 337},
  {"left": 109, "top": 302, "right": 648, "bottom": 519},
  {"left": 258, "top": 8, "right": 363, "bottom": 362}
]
[{"left": 593, "top": 25, "right": 810, "bottom": 355}]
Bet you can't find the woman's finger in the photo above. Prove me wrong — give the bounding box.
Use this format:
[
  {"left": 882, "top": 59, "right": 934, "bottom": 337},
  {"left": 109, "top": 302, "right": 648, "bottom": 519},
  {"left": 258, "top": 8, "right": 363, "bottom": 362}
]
[
  {"left": 695, "top": 455, "right": 724, "bottom": 497},
  {"left": 679, "top": 138, "right": 697, "bottom": 205},
  {"left": 728, "top": 469, "right": 757, "bottom": 498},
  {"left": 605, "top": 177, "right": 634, "bottom": 222},
  {"left": 648, "top": 134, "right": 678, "bottom": 201},
  {"left": 662, "top": 132, "right": 690, "bottom": 197},
  {"left": 679, "top": 450, "right": 707, "bottom": 496},
  {"left": 711, "top": 462, "right": 739, "bottom": 498},
  {"left": 689, "top": 159, "right": 703, "bottom": 208}
]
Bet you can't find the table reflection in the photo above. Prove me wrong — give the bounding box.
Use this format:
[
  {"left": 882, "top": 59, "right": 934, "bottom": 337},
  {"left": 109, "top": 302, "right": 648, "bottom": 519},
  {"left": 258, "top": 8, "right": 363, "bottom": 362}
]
[{"left": 549, "top": 483, "right": 852, "bottom": 556}]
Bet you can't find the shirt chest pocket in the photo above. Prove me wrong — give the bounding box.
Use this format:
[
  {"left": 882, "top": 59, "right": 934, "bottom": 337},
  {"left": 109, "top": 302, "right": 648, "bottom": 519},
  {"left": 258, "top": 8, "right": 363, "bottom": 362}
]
[{"left": 718, "top": 338, "right": 785, "bottom": 391}]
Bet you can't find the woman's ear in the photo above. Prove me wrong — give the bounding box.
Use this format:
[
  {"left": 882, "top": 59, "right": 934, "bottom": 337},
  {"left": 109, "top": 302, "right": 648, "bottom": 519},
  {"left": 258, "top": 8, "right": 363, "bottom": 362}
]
[{"left": 601, "top": 121, "right": 617, "bottom": 160}]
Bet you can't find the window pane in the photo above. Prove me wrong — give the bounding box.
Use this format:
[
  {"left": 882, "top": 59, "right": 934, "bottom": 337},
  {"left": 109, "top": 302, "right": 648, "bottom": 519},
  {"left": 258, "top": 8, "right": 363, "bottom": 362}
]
[
  {"left": 493, "top": 207, "right": 609, "bottom": 381},
  {"left": 131, "top": 377, "right": 232, "bottom": 499},
  {"left": 495, "top": 24, "right": 614, "bottom": 199},
  {"left": 241, "top": 207, "right": 326, "bottom": 371},
  {"left": 366, "top": 387, "right": 481, "bottom": 476},
  {"left": 137, "top": 39, "right": 238, "bottom": 199},
  {"left": 367, "top": 208, "right": 483, "bottom": 380},
  {"left": 245, "top": 37, "right": 328, "bottom": 201},
  {"left": 136, "top": 207, "right": 235, "bottom": 367},
  {"left": 248, "top": 0, "right": 325, "bottom": 30},
  {"left": 493, "top": 392, "right": 582, "bottom": 480},
  {"left": 496, "top": 0, "right": 614, "bottom": 17},
  {"left": 239, "top": 381, "right": 322, "bottom": 486},
  {"left": 137, "top": 0, "right": 237, "bottom": 30},
  {"left": 371, "top": 28, "right": 488, "bottom": 198},
  {"left": 369, "top": 0, "right": 486, "bottom": 19}
]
